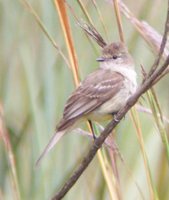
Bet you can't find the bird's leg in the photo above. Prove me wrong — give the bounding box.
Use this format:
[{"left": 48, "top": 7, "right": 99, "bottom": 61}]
[
  {"left": 88, "top": 120, "right": 96, "bottom": 140},
  {"left": 114, "top": 115, "right": 119, "bottom": 122},
  {"left": 111, "top": 112, "right": 120, "bottom": 122}
]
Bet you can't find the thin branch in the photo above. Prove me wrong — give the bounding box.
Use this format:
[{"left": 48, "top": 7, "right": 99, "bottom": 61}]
[
  {"left": 148, "top": 5, "right": 169, "bottom": 76},
  {"left": 112, "top": 0, "right": 169, "bottom": 62},
  {"left": 152, "top": 67, "right": 169, "bottom": 85},
  {"left": 52, "top": 54, "right": 169, "bottom": 199},
  {"left": 86, "top": 122, "right": 119, "bottom": 200},
  {"left": 75, "top": 128, "right": 120, "bottom": 153},
  {"left": 52, "top": 1, "right": 169, "bottom": 199}
]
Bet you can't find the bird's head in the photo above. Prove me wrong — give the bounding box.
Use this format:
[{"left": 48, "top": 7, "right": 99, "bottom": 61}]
[{"left": 97, "top": 42, "right": 134, "bottom": 69}]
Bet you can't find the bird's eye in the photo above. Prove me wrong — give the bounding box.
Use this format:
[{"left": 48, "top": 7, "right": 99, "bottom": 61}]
[{"left": 112, "top": 55, "right": 118, "bottom": 59}]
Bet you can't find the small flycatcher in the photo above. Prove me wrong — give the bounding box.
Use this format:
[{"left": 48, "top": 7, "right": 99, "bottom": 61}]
[{"left": 37, "top": 42, "right": 137, "bottom": 164}]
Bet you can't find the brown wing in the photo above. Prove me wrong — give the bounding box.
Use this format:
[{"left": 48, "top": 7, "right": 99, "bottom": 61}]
[{"left": 57, "top": 69, "right": 124, "bottom": 131}]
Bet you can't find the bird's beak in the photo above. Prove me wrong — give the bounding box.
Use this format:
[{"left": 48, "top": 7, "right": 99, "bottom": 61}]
[{"left": 96, "top": 57, "right": 105, "bottom": 62}]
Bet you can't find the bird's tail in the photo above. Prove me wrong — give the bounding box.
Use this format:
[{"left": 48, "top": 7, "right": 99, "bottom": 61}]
[{"left": 36, "top": 130, "right": 66, "bottom": 166}]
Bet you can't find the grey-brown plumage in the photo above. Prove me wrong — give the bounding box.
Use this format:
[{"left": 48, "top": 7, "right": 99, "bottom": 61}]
[
  {"left": 57, "top": 69, "right": 124, "bottom": 131},
  {"left": 36, "top": 42, "right": 137, "bottom": 165}
]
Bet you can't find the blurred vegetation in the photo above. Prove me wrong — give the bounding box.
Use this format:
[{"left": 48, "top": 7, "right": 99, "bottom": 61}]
[{"left": 0, "top": 0, "right": 169, "bottom": 200}]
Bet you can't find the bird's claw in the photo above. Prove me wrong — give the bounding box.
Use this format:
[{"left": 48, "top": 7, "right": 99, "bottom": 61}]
[{"left": 114, "top": 114, "right": 120, "bottom": 122}]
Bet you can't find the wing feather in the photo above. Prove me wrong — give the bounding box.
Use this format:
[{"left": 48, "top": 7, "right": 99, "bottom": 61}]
[{"left": 57, "top": 69, "right": 124, "bottom": 131}]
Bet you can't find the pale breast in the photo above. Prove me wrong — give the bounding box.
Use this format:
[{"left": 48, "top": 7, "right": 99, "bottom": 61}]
[{"left": 91, "top": 68, "right": 137, "bottom": 118}]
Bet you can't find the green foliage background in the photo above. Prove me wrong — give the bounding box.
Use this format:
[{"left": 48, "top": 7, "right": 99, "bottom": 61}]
[{"left": 0, "top": 0, "right": 169, "bottom": 199}]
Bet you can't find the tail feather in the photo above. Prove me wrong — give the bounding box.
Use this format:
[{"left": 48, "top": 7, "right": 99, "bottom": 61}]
[{"left": 36, "top": 130, "right": 65, "bottom": 166}]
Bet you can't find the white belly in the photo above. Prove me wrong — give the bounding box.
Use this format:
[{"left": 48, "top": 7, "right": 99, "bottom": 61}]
[
  {"left": 87, "top": 66, "right": 137, "bottom": 121},
  {"left": 91, "top": 74, "right": 137, "bottom": 118}
]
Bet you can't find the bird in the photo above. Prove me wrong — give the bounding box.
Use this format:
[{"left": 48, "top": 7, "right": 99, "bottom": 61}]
[{"left": 36, "top": 42, "right": 137, "bottom": 165}]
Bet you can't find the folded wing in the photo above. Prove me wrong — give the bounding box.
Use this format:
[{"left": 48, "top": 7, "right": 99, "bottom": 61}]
[{"left": 57, "top": 69, "right": 124, "bottom": 131}]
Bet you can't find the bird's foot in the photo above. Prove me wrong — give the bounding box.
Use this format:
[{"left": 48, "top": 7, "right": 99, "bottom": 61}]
[
  {"left": 111, "top": 112, "right": 120, "bottom": 122},
  {"left": 113, "top": 114, "right": 120, "bottom": 122}
]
